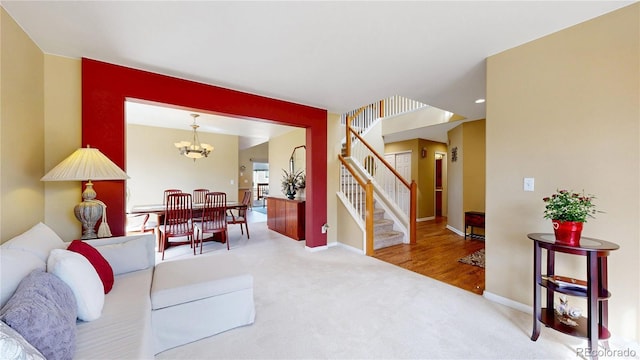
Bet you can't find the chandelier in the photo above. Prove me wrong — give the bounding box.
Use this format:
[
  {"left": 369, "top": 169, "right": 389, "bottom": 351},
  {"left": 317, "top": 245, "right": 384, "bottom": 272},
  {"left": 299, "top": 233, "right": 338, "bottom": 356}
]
[{"left": 174, "top": 113, "right": 213, "bottom": 160}]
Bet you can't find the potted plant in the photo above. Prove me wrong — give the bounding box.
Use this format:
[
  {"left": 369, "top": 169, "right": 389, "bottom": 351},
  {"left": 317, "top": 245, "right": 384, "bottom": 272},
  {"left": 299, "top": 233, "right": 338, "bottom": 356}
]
[
  {"left": 296, "top": 173, "right": 306, "bottom": 198},
  {"left": 543, "top": 189, "right": 598, "bottom": 245},
  {"left": 281, "top": 169, "right": 304, "bottom": 200}
]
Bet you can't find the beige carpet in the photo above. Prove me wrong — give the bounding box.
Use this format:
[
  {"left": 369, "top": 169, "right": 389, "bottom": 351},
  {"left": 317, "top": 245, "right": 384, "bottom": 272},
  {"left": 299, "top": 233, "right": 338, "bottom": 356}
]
[{"left": 156, "top": 218, "right": 638, "bottom": 359}]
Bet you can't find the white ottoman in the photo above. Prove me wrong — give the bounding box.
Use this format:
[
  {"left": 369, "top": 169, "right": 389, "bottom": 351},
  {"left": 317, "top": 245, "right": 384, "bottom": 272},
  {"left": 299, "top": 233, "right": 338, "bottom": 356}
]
[{"left": 151, "top": 253, "right": 255, "bottom": 354}]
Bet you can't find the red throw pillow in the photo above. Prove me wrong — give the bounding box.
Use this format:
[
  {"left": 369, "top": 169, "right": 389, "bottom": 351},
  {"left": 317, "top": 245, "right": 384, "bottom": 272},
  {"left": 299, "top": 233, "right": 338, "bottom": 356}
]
[{"left": 67, "top": 240, "right": 114, "bottom": 294}]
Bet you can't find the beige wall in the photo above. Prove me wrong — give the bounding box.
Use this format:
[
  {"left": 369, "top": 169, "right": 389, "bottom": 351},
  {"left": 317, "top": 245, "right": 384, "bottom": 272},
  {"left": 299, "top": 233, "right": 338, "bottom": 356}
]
[
  {"left": 486, "top": 3, "right": 639, "bottom": 341},
  {"left": 43, "top": 56, "right": 82, "bottom": 240},
  {"left": 337, "top": 200, "right": 364, "bottom": 250},
  {"left": 326, "top": 112, "right": 342, "bottom": 245},
  {"left": 445, "top": 120, "right": 486, "bottom": 234},
  {"left": 268, "top": 128, "right": 306, "bottom": 198},
  {"left": 462, "top": 120, "right": 486, "bottom": 214},
  {"left": 126, "top": 124, "right": 239, "bottom": 208},
  {"left": 446, "top": 125, "right": 464, "bottom": 232},
  {"left": 1, "top": 8, "right": 45, "bottom": 241}
]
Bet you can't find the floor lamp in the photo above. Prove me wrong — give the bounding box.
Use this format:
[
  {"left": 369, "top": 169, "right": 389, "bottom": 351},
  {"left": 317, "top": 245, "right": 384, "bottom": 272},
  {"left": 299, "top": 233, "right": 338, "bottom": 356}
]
[{"left": 41, "top": 146, "right": 129, "bottom": 239}]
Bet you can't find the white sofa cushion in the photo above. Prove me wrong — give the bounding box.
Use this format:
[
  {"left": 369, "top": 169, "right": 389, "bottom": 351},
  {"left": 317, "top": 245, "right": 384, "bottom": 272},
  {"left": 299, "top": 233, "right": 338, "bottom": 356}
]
[
  {"left": 75, "top": 268, "right": 154, "bottom": 360},
  {"left": 2, "top": 223, "right": 65, "bottom": 262},
  {"left": 90, "top": 236, "right": 153, "bottom": 275},
  {"left": 0, "top": 249, "right": 46, "bottom": 308},
  {"left": 47, "top": 249, "right": 104, "bottom": 322}
]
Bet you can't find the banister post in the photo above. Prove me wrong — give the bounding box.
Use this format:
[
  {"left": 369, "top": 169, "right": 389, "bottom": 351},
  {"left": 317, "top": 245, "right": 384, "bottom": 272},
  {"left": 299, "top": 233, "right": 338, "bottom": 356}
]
[
  {"left": 409, "top": 180, "right": 417, "bottom": 244},
  {"left": 365, "top": 180, "right": 374, "bottom": 255},
  {"left": 345, "top": 115, "right": 352, "bottom": 158},
  {"left": 379, "top": 100, "right": 384, "bottom": 118}
]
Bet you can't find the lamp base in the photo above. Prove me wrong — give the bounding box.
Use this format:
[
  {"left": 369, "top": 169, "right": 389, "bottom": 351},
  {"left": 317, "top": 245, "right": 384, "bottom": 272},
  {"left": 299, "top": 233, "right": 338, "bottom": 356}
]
[{"left": 74, "top": 200, "right": 102, "bottom": 239}]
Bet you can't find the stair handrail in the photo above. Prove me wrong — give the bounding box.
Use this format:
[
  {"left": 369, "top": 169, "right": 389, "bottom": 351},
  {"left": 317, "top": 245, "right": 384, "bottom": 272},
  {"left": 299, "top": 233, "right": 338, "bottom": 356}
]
[
  {"left": 344, "top": 107, "right": 366, "bottom": 158},
  {"left": 338, "top": 154, "right": 375, "bottom": 255},
  {"left": 345, "top": 116, "right": 417, "bottom": 244}
]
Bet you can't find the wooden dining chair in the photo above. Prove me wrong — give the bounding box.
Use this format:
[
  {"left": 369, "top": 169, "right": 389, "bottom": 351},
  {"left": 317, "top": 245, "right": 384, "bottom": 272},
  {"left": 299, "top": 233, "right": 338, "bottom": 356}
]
[
  {"left": 159, "top": 193, "right": 195, "bottom": 260},
  {"left": 194, "top": 192, "right": 229, "bottom": 252},
  {"left": 163, "top": 189, "right": 182, "bottom": 204},
  {"left": 227, "top": 192, "right": 251, "bottom": 239},
  {"left": 125, "top": 213, "right": 157, "bottom": 234},
  {"left": 192, "top": 188, "right": 209, "bottom": 205}
]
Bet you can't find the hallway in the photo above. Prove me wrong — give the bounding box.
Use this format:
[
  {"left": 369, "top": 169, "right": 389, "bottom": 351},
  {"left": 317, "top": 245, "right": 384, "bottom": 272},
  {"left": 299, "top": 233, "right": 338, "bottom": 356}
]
[{"left": 373, "top": 217, "right": 485, "bottom": 295}]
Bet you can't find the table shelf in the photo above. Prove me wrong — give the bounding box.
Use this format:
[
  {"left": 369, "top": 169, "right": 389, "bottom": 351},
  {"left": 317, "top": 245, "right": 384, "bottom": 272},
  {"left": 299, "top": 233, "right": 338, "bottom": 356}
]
[
  {"left": 539, "top": 278, "right": 611, "bottom": 299},
  {"left": 540, "top": 308, "right": 611, "bottom": 340}
]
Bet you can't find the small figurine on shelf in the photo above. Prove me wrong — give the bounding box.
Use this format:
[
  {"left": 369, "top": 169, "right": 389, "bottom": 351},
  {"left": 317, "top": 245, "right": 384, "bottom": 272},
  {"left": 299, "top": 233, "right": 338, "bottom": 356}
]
[
  {"left": 556, "top": 295, "right": 569, "bottom": 315},
  {"left": 555, "top": 295, "right": 582, "bottom": 327}
]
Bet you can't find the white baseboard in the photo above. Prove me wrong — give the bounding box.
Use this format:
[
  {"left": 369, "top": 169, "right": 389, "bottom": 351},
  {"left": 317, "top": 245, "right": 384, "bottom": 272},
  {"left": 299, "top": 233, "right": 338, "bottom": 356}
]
[
  {"left": 483, "top": 291, "right": 532, "bottom": 315},
  {"left": 335, "top": 242, "right": 365, "bottom": 254},
  {"left": 417, "top": 216, "right": 435, "bottom": 222},
  {"left": 305, "top": 244, "right": 328, "bottom": 252},
  {"left": 446, "top": 225, "right": 465, "bottom": 237}
]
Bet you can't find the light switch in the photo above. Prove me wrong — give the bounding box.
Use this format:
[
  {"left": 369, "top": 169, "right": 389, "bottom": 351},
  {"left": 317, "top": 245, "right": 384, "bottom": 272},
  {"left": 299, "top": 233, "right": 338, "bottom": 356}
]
[
  {"left": 524, "top": 178, "right": 535, "bottom": 192},
  {"left": 230, "top": 179, "right": 234, "bottom": 185}
]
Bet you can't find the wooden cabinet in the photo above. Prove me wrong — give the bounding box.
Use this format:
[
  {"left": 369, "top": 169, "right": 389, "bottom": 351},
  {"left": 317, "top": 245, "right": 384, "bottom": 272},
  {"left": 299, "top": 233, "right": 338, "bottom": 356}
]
[
  {"left": 267, "top": 197, "right": 305, "bottom": 240},
  {"left": 464, "top": 211, "right": 485, "bottom": 239}
]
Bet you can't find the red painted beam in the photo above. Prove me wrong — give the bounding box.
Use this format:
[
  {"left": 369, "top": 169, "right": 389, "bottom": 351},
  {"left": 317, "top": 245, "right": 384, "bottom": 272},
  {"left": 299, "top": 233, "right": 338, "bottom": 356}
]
[{"left": 82, "top": 58, "right": 327, "bottom": 247}]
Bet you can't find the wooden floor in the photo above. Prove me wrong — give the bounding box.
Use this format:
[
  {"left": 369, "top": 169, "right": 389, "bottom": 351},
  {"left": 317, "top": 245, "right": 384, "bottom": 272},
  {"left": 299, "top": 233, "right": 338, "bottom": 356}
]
[{"left": 372, "top": 217, "right": 485, "bottom": 295}]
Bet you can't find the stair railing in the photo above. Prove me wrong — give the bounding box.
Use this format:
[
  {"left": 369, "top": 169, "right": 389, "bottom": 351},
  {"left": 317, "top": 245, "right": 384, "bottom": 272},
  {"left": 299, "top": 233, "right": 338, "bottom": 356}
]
[
  {"left": 338, "top": 155, "right": 375, "bottom": 255},
  {"left": 344, "top": 115, "right": 417, "bottom": 244},
  {"left": 340, "top": 95, "right": 429, "bottom": 133}
]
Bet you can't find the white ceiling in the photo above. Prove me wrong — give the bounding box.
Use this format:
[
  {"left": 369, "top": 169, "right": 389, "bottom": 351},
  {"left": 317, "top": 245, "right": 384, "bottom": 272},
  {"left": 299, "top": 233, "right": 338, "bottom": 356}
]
[{"left": 3, "top": 1, "right": 634, "bottom": 144}]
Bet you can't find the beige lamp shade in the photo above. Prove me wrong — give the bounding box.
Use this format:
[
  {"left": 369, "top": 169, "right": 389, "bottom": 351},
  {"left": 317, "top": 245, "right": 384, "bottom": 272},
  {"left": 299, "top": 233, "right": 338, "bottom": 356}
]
[
  {"left": 41, "top": 146, "right": 129, "bottom": 181},
  {"left": 41, "top": 146, "right": 129, "bottom": 239}
]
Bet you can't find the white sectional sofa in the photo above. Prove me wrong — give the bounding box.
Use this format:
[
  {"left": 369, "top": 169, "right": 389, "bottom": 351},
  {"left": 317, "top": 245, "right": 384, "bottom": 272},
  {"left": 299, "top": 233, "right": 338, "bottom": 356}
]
[{"left": 0, "top": 222, "right": 255, "bottom": 359}]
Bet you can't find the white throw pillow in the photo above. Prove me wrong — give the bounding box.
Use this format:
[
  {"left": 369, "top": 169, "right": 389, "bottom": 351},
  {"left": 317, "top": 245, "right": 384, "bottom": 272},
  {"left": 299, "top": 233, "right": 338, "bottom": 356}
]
[
  {"left": 2, "top": 222, "right": 65, "bottom": 261},
  {"left": 0, "top": 249, "right": 46, "bottom": 308},
  {"left": 94, "top": 237, "right": 150, "bottom": 275},
  {"left": 47, "top": 249, "right": 104, "bottom": 322}
]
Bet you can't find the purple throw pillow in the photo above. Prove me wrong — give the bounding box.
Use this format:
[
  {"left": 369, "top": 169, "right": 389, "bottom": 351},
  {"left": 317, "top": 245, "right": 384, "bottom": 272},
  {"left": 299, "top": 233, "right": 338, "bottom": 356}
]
[{"left": 0, "top": 269, "right": 77, "bottom": 360}]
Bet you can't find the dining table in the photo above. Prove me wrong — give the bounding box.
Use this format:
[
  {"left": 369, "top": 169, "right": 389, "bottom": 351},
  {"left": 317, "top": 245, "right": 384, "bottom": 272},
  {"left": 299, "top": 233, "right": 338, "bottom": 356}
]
[{"left": 129, "top": 201, "right": 247, "bottom": 251}]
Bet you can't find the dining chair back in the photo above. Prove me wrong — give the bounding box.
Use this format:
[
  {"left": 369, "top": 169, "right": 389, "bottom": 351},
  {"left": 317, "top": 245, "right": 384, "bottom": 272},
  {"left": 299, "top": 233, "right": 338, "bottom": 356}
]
[
  {"left": 241, "top": 190, "right": 252, "bottom": 210},
  {"left": 195, "top": 192, "right": 229, "bottom": 252},
  {"left": 163, "top": 189, "right": 182, "bottom": 204},
  {"left": 192, "top": 188, "right": 210, "bottom": 205},
  {"left": 227, "top": 192, "right": 250, "bottom": 239},
  {"left": 159, "top": 193, "right": 194, "bottom": 260}
]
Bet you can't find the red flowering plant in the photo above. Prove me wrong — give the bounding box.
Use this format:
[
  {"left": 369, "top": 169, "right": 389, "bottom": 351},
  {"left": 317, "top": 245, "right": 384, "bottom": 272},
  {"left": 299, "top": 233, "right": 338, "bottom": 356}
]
[{"left": 543, "top": 189, "right": 598, "bottom": 222}]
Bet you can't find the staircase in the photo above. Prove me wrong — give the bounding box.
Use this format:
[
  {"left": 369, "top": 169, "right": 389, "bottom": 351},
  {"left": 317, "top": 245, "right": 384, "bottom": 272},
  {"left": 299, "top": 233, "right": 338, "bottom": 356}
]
[
  {"left": 340, "top": 167, "right": 404, "bottom": 250},
  {"left": 338, "top": 95, "right": 421, "bottom": 253},
  {"left": 371, "top": 207, "right": 404, "bottom": 250}
]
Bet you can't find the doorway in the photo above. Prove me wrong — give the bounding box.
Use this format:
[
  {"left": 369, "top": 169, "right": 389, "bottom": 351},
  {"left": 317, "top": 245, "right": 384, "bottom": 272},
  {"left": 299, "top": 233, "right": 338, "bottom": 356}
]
[
  {"left": 253, "top": 162, "right": 269, "bottom": 208},
  {"left": 434, "top": 152, "right": 446, "bottom": 217}
]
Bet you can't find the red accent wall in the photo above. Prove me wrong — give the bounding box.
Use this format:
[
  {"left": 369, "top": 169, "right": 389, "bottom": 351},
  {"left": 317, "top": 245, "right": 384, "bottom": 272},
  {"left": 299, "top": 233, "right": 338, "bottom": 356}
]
[{"left": 82, "top": 58, "right": 328, "bottom": 247}]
